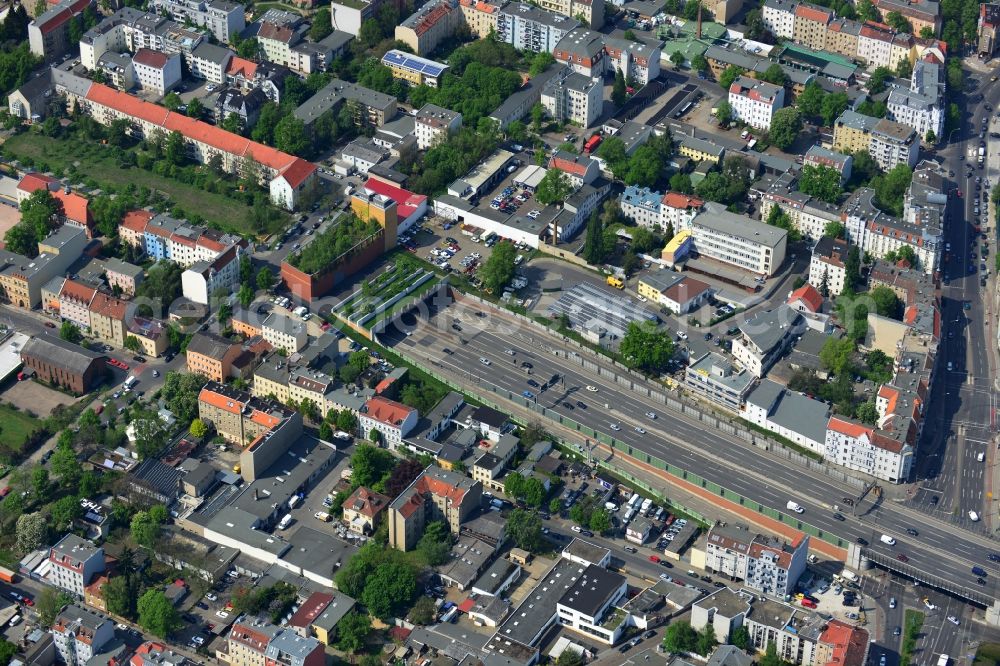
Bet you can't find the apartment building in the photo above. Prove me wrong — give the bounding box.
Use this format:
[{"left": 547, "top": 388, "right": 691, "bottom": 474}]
[
  {"left": 186, "top": 331, "right": 243, "bottom": 382},
  {"left": 554, "top": 565, "right": 629, "bottom": 645},
  {"left": 359, "top": 396, "right": 419, "bottom": 450},
  {"left": 732, "top": 305, "right": 803, "bottom": 377},
  {"left": 803, "top": 145, "right": 853, "bottom": 183},
  {"left": 857, "top": 20, "right": 914, "bottom": 70},
  {"left": 728, "top": 76, "right": 785, "bottom": 130},
  {"left": 809, "top": 235, "right": 850, "bottom": 296},
  {"left": 496, "top": 3, "right": 580, "bottom": 53},
  {"left": 824, "top": 17, "right": 862, "bottom": 58},
  {"left": 54, "top": 72, "right": 316, "bottom": 210},
  {"left": 181, "top": 244, "right": 245, "bottom": 305},
  {"left": 381, "top": 49, "right": 449, "bottom": 87},
  {"left": 252, "top": 359, "right": 340, "bottom": 419},
  {"left": 980, "top": 2, "right": 1000, "bottom": 57},
  {"left": 536, "top": 0, "right": 602, "bottom": 26},
  {"left": 887, "top": 59, "right": 944, "bottom": 141},
  {"left": 0, "top": 225, "right": 87, "bottom": 309},
  {"left": 342, "top": 486, "right": 390, "bottom": 534},
  {"left": 79, "top": 9, "right": 204, "bottom": 71},
  {"left": 541, "top": 70, "right": 602, "bottom": 127},
  {"left": 762, "top": 0, "right": 798, "bottom": 39},
  {"left": 104, "top": 258, "right": 144, "bottom": 295},
  {"left": 690, "top": 203, "right": 788, "bottom": 276},
  {"left": 704, "top": 524, "right": 809, "bottom": 597},
  {"left": 197, "top": 380, "right": 299, "bottom": 446},
  {"left": 16, "top": 173, "right": 94, "bottom": 233},
  {"left": 188, "top": 42, "right": 233, "bottom": 83},
  {"left": 293, "top": 77, "right": 398, "bottom": 130},
  {"left": 760, "top": 171, "right": 841, "bottom": 243},
  {"left": 825, "top": 416, "right": 913, "bottom": 482},
  {"left": 132, "top": 48, "right": 181, "bottom": 95},
  {"left": 395, "top": 0, "right": 463, "bottom": 55},
  {"left": 844, "top": 183, "right": 942, "bottom": 275},
  {"left": 414, "top": 103, "right": 462, "bottom": 150},
  {"left": 227, "top": 618, "right": 278, "bottom": 666},
  {"left": 792, "top": 3, "right": 832, "bottom": 50},
  {"left": 49, "top": 534, "right": 105, "bottom": 596},
  {"left": 28, "top": 0, "right": 93, "bottom": 61},
  {"left": 833, "top": 110, "right": 919, "bottom": 171},
  {"left": 873, "top": 0, "right": 940, "bottom": 36},
  {"left": 388, "top": 465, "right": 482, "bottom": 551},
  {"left": 58, "top": 279, "right": 97, "bottom": 331},
  {"left": 260, "top": 311, "right": 307, "bottom": 353},
  {"left": 148, "top": 0, "right": 245, "bottom": 42},
  {"left": 263, "top": 627, "right": 325, "bottom": 666},
  {"left": 51, "top": 605, "right": 116, "bottom": 666},
  {"left": 603, "top": 36, "right": 660, "bottom": 85},
  {"left": 684, "top": 352, "right": 756, "bottom": 410}
]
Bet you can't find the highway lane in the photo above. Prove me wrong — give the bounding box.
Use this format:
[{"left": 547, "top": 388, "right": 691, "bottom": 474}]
[{"left": 387, "top": 303, "right": 1000, "bottom": 598}]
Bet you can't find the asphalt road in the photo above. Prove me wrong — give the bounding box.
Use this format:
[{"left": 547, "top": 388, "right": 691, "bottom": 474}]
[{"left": 383, "top": 299, "right": 1000, "bottom": 601}]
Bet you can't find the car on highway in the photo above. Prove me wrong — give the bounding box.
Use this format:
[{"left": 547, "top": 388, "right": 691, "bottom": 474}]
[
  {"left": 522, "top": 390, "right": 535, "bottom": 399},
  {"left": 988, "top": 553, "right": 1000, "bottom": 562},
  {"left": 906, "top": 528, "right": 919, "bottom": 536},
  {"left": 504, "top": 349, "right": 515, "bottom": 355},
  {"left": 649, "top": 555, "right": 661, "bottom": 563},
  {"left": 856, "top": 537, "right": 869, "bottom": 546},
  {"left": 581, "top": 530, "right": 593, "bottom": 537},
  {"left": 634, "top": 426, "right": 646, "bottom": 434},
  {"left": 576, "top": 401, "right": 587, "bottom": 409},
  {"left": 521, "top": 361, "right": 532, "bottom": 369},
  {"left": 896, "top": 553, "right": 909, "bottom": 562},
  {"left": 645, "top": 411, "right": 657, "bottom": 419},
  {"left": 479, "top": 357, "right": 491, "bottom": 366},
  {"left": 947, "top": 615, "right": 960, "bottom": 626},
  {"left": 610, "top": 423, "right": 621, "bottom": 431},
  {"left": 527, "top": 379, "right": 540, "bottom": 388},
  {"left": 624, "top": 546, "right": 638, "bottom": 553},
  {"left": 832, "top": 513, "right": 846, "bottom": 521},
  {"left": 585, "top": 385, "right": 598, "bottom": 392},
  {"left": 972, "top": 565, "right": 987, "bottom": 577}
]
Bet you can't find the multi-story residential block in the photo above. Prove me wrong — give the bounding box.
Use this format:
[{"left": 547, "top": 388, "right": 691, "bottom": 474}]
[
  {"left": 554, "top": 565, "right": 628, "bottom": 644},
  {"left": 833, "top": 110, "right": 919, "bottom": 171},
  {"left": 553, "top": 28, "right": 660, "bottom": 86},
  {"left": 17, "top": 173, "right": 93, "bottom": 235},
  {"left": 872, "top": 0, "right": 940, "bottom": 36},
  {"left": 843, "top": 184, "right": 941, "bottom": 275},
  {"left": 342, "top": 486, "right": 390, "bottom": 534},
  {"left": 131, "top": 641, "right": 196, "bottom": 666},
  {"left": 414, "top": 103, "right": 462, "bottom": 150},
  {"left": 792, "top": 3, "right": 832, "bottom": 50},
  {"left": 186, "top": 331, "right": 243, "bottom": 382},
  {"left": 744, "top": 379, "right": 830, "bottom": 453},
  {"left": 261, "top": 311, "right": 307, "bottom": 353},
  {"left": 227, "top": 618, "right": 278, "bottom": 666},
  {"left": 104, "top": 257, "right": 144, "bottom": 296},
  {"left": 684, "top": 352, "right": 755, "bottom": 409},
  {"left": 809, "top": 235, "right": 850, "bottom": 296},
  {"left": 857, "top": 20, "right": 914, "bottom": 70},
  {"left": 534, "top": 0, "right": 602, "bottom": 27},
  {"left": 293, "top": 77, "right": 398, "bottom": 130},
  {"left": 803, "top": 145, "right": 853, "bottom": 183},
  {"left": 541, "top": 69, "right": 602, "bottom": 127},
  {"left": 88, "top": 292, "right": 127, "bottom": 349},
  {"left": 119, "top": 211, "right": 245, "bottom": 267},
  {"left": 496, "top": 3, "right": 579, "bottom": 53},
  {"left": 388, "top": 465, "right": 482, "bottom": 551},
  {"left": 825, "top": 416, "right": 913, "bottom": 482},
  {"left": 732, "top": 305, "right": 803, "bottom": 377},
  {"left": 148, "top": 0, "right": 245, "bottom": 42},
  {"left": 181, "top": 243, "right": 246, "bottom": 305},
  {"left": 980, "top": 2, "right": 1000, "bottom": 57},
  {"left": 395, "top": 0, "right": 464, "bottom": 55},
  {"left": 359, "top": 396, "right": 419, "bottom": 450},
  {"left": 29, "top": 0, "right": 93, "bottom": 61},
  {"left": 49, "top": 534, "right": 105, "bottom": 596},
  {"left": 252, "top": 358, "right": 341, "bottom": 419},
  {"left": 132, "top": 48, "right": 181, "bottom": 95},
  {"left": 381, "top": 49, "right": 449, "bottom": 87},
  {"left": 690, "top": 203, "right": 788, "bottom": 275},
  {"left": 728, "top": 75, "right": 785, "bottom": 130},
  {"left": 263, "top": 626, "right": 325, "bottom": 666},
  {"left": 52, "top": 605, "right": 116, "bottom": 666},
  {"left": 214, "top": 87, "right": 269, "bottom": 132},
  {"left": 762, "top": 0, "right": 798, "bottom": 39},
  {"left": 704, "top": 524, "right": 809, "bottom": 597},
  {"left": 188, "top": 42, "right": 233, "bottom": 84},
  {"left": 53, "top": 71, "right": 315, "bottom": 210},
  {"left": 553, "top": 27, "right": 605, "bottom": 77},
  {"left": 759, "top": 171, "right": 841, "bottom": 243},
  {"left": 603, "top": 36, "right": 660, "bottom": 85},
  {"left": 96, "top": 52, "right": 136, "bottom": 91},
  {"left": 547, "top": 151, "right": 599, "bottom": 188},
  {"left": 0, "top": 225, "right": 87, "bottom": 309},
  {"left": 824, "top": 17, "right": 862, "bottom": 58},
  {"left": 455, "top": 0, "right": 501, "bottom": 37},
  {"left": 58, "top": 279, "right": 97, "bottom": 331},
  {"left": 197, "top": 380, "right": 300, "bottom": 446},
  {"left": 887, "top": 58, "right": 944, "bottom": 141}
]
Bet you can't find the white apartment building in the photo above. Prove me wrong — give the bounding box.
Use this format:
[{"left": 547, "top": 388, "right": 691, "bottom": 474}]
[
  {"left": 533, "top": 0, "right": 603, "bottom": 28},
  {"left": 52, "top": 605, "right": 116, "bottom": 666},
  {"left": 603, "top": 37, "right": 660, "bottom": 86},
  {"left": 887, "top": 59, "right": 944, "bottom": 141},
  {"left": 148, "top": 0, "right": 245, "bottom": 42},
  {"left": 262, "top": 311, "right": 308, "bottom": 353},
  {"left": 541, "top": 70, "right": 602, "bottom": 128},
  {"left": 825, "top": 416, "right": 913, "bottom": 483},
  {"left": 808, "top": 235, "right": 849, "bottom": 296},
  {"left": 728, "top": 75, "right": 785, "bottom": 130},
  {"left": 760, "top": 173, "right": 842, "bottom": 243},
  {"left": 48, "top": 534, "right": 105, "bottom": 596},
  {"left": 833, "top": 110, "right": 919, "bottom": 172},
  {"left": 554, "top": 564, "right": 628, "bottom": 645},
  {"left": 414, "top": 103, "right": 462, "bottom": 150},
  {"left": 359, "top": 396, "right": 418, "bottom": 449},
  {"left": 188, "top": 42, "right": 234, "bottom": 83},
  {"left": 132, "top": 48, "right": 181, "bottom": 94},
  {"left": 857, "top": 21, "right": 913, "bottom": 70},
  {"left": 744, "top": 379, "right": 830, "bottom": 454},
  {"left": 761, "top": 0, "right": 798, "bottom": 39},
  {"left": 704, "top": 524, "right": 809, "bottom": 597},
  {"left": 181, "top": 244, "right": 244, "bottom": 305},
  {"left": 731, "top": 305, "right": 802, "bottom": 378},
  {"left": 690, "top": 203, "right": 788, "bottom": 275},
  {"left": 496, "top": 2, "right": 579, "bottom": 53}
]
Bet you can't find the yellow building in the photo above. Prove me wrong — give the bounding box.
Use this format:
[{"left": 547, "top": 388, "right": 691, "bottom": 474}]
[
  {"left": 459, "top": 0, "right": 501, "bottom": 36},
  {"left": 677, "top": 135, "right": 725, "bottom": 163},
  {"left": 351, "top": 190, "right": 398, "bottom": 250},
  {"left": 381, "top": 49, "right": 449, "bottom": 88}
]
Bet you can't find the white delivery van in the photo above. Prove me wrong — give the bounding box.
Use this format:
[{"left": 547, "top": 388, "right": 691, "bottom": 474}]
[
  {"left": 978, "top": 452, "right": 986, "bottom": 462},
  {"left": 277, "top": 514, "right": 293, "bottom": 530},
  {"left": 880, "top": 534, "right": 896, "bottom": 546},
  {"left": 970, "top": 511, "right": 981, "bottom": 522},
  {"left": 786, "top": 500, "right": 804, "bottom": 514}
]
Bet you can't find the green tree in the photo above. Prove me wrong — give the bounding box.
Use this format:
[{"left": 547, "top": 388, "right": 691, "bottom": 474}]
[
  {"left": 251, "top": 102, "right": 282, "bottom": 145},
  {"left": 824, "top": 222, "right": 846, "bottom": 239},
  {"left": 409, "top": 595, "right": 437, "bottom": 625},
  {"left": 238, "top": 283, "right": 254, "bottom": 308},
  {"left": 871, "top": 164, "right": 913, "bottom": 216},
  {"left": 598, "top": 136, "right": 628, "bottom": 178},
  {"left": 766, "top": 205, "right": 800, "bottom": 243},
  {"left": 844, "top": 245, "right": 861, "bottom": 289},
  {"left": 416, "top": 521, "right": 452, "bottom": 566},
  {"left": 507, "top": 508, "right": 544, "bottom": 551},
  {"left": 529, "top": 51, "right": 555, "bottom": 76},
  {"left": 871, "top": 285, "right": 903, "bottom": 319},
  {"left": 549, "top": 497, "right": 563, "bottom": 514},
  {"left": 768, "top": 107, "right": 802, "bottom": 150},
  {"left": 59, "top": 321, "right": 82, "bottom": 344},
  {"left": 886, "top": 10, "right": 911, "bottom": 32},
  {"left": 35, "top": 588, "right": 72, "bottom": 627},
  {"left": 556, "top": 650, "right": 584, "bottom": 666},
  {"left": 589, "top": 508, "right": 611, "bottom": 533},
  {"left": 919, "top": 25, "right": 934, "bottom": 38},
  {"left": 163, "top": 91, "right": 182, "bottom": 112},
  {"left": 137, "top": 589, "right": 182, "bottom": 638},
  {"left": 479, "top": 240, "right": 517, "bottom": 294},
  {"left": 696, "top": 622, "right": 718, "bottom": 656},
  {"left": 256, "top": 267, "right": 275, "bottom": 291},
  {"left": 582, "top": 211, "right": 606, "bottom": 265},
  {"left": 896, "top": 56, "right": 913, "bottom": 79},
  {"left": 221, "top": 112, "right": 242, "bottom": 135},
  {"left": 691, "top": 53, "right": 708, "bottom": 72},
  {"left": 797, "top": 81, "right": 824, "bottom": 119},
  {"left": 102, "top": 575, "right": 139, "bottom": 620},
  {"left": 868, "top": 66, "right": 893, "bottom": 94},
  {"left": 236, "top": 37, "right": 259, "bottom": 60},
  {"left": 925, "top": 129, "right": 936, "bottom": 144},
  {"left": 32, "top": 466, "right": 51, "bottom": 502},
  {"left": 730, "top": 625, "right": 751, "bottom": 651},
  {"left": 0, "top": 639, "right": 17, "bottom": 665},
  {"left": 670, "top": 50, "right": 685, "bottom": 68},
  {"left": 531, "top": 102, "right": 545, "bottom": 132},
  {"left": 759, "top": 63, "right": 787, "bottom": 85},
  {"left": 620, "top": 321, "right": 675, "bottom": 373},
  {"left": 662, "top": 621, "right": 698, "bottom": 654},
  {"left": 124, "top": 335, "right": 142, "bottom": 352},
  {"left": 535, "top": 169, "right": 572, "bottom": 205},
  {"left": 309, "top": 7, "right": 333, "bottom": 40},
  {"left": 273, "top": 115, "right": 309, "bottom": 156},
  {"left": 336, "top": 611, "right": 370, "bottom": 654},
  {"left": 361, "top": 561, "right": 417, "bottom": 621},
  {"left": 50, "top": 495, "right": 83, "bottom": 531},
  {"left": 131, "top": 510, "right": 160, "bottom": 548},
  {"left": 350, "top": 444, "right": 395, "bottom": 488},
  {"left": 521, "top": 477, "right": 547, "bottom": 507},
  {"left": 714, "top": 99, "right": 733, "bottom": 125},
  {"left": 670, "top": 173, "right": 693, "bottom": 194},
  {"left": 856, "top": 0, "right": 877, "bottom": 20},
  {"left": 819, "top": 336, "right": 855, "bottom": 376},
  {"left": 799, "top": 165, "right": 843, "bottom": 204},
  {"left": 820, "top": 91, "right": 850, "bottom": 127},
  {"left": 50, "top": 439, "right": 82, "bottom": 487},
  {"left": 132, "top": 408, "right": 169, "bottom": 460},
  {"left": 189, "top": 418, "right": 208, "bottom": 438},
  {"left": 718, "top": 65, "right": 745, "bottom": 90},
  {"left": 856, "top": 400, "right": 878, "bottom": 424},
  {"left": 186, "top": 98, "right": 204, "bottom": 119},
  {"left": 15, "top": 511, "right": 46, "bottom": 553}
]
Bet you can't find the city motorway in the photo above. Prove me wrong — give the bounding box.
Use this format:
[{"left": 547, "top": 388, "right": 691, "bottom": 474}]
[{"left": 382, "top": 298, "right": 1000, "bottom": 603}]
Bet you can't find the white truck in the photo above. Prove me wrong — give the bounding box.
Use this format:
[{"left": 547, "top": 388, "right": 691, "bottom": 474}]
[
  {"left": 786, "top": 500, "right": 804, "bottom": 514},
  {"left": 288, "top": 495, "right": 301, "bottom": 510},
  {"left": 277, "top": 514, "right": 293, "bottom": 530}
]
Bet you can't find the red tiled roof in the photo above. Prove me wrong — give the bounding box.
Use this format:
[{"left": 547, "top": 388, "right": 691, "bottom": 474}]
[
  {"left": 226, "top": 56, "right": 258, "bottom": 79},
  {"left": 17, "top": 173, "right": 57, "bottom": 194},
  {"left": 795, "top": 4, "right": 831, "bottom": 22},
  {"left": 410, "top": 2, "right": 454, "bottom": 37},
  {"left": 821, "top": 620, "right": 869, "bottom": 666},
  {"left": 90, "top": 292, "right": 127, "bottom": 321},
  {"left": 279, "top": 158, "right": 317, "bottom": 189},
  {"left": 54, "top": 190, "right": 91, "bottom": 225},
  {"left": 362, "top": 178, "right": 427, "bottom": 220},
  {"left": 59, "top": 278, "right": 97, "bottom": 305},
  {"left": 84, "top": 84, "right": 315, "bottom": 185},
  {"left": 288, "top": 592, "right": 333, "bottom": 628},
  {"left": 257, "top": 21, "right": 294, "bottom": 43},
  {"left": 364, "top": 396, "right": 415, "bottom": 428},
  {"left": 343, "top": 486, "right": 390, "bottom": 518},
  {"left": 199, "top": 387, "right": 244, "bottom": 414},
  {"left": 133, "top": 48, "right": 170, "bottom": 69},
  {"left": 787, "top": 283, "right": 823, "bottom": 313},
  {"left": 662, "top": 192, "right": 704, "bottom": 210},
  {"left": 827, "top": 416, "right": 872, "bottom": 440},
  {"left": 664, "top": 277, "right": 711, "bottom": 304}
]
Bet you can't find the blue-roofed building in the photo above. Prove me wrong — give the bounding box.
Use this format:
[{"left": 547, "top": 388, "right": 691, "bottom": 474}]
[
  {"left": 619, "top": 185, "right": 663, "bottom": 229},
  {"left": 380, "top": 49, "right": 450, "bottom": 88}
]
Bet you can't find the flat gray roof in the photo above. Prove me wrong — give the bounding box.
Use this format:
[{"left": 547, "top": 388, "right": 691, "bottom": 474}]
[{"left": 695, "top": 203, "right": 787, "bottom": 248}]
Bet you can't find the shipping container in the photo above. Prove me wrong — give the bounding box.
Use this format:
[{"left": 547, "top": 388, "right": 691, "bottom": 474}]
[{"left": 0, "top": 566, "right": 17, "bottom": 583}]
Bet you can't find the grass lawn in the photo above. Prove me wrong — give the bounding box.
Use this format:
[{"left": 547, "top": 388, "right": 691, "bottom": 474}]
[
  {"left": 975, "top": 643, "right": 1000, "bottom": 665},
  {"left": 900, "top": 609, "right": 924, "bottom": 666},
  {"left": 0, "top": 403, "right": 43, "bottom": 455},
  {"left": 3, "top": 133, "right": 255, "bottom": 233}
]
